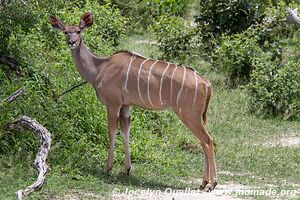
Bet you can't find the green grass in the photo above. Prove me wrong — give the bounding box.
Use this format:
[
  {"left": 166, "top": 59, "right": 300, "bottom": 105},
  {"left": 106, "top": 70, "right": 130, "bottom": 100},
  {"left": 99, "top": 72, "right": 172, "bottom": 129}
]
[{"left": 0, "top": 34, "right": 299, "bottom": 200}]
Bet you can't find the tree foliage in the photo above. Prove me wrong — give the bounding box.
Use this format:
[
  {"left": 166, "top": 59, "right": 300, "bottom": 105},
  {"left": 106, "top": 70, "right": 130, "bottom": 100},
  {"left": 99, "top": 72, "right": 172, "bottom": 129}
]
[
  {"left": 247, "top": 54, "right": 300, "bottom": 119},
  {"left": 111, "top": 0, "right": 189, "bottom": 31},
  {"left": 195, "top": 0, "right": 277, "bottom": 52},
  {"left": 151, "top": 15, "right": 202, "bottom": 63},
  {"left": 211, "top": 1, "right": 300, "bottom": 119},
  {"left": 212, "top": 33, "right": 263, "bottom": 87}
]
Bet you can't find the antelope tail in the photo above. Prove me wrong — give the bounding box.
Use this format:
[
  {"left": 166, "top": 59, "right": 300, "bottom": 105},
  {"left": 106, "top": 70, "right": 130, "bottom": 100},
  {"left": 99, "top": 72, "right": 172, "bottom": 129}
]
[{"left": 203, "top": 85, "right": 212, "bottom": 126}]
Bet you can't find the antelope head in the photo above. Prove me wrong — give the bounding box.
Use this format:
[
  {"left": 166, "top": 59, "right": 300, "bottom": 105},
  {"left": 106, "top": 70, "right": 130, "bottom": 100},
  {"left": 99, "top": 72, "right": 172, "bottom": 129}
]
[{"left": 49, "top": 12, "right": 93, "bottom": 49}]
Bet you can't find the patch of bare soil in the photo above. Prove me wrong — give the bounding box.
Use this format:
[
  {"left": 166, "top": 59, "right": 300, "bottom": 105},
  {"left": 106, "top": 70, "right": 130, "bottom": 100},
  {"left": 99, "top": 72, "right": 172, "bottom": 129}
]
[
  {"left": 52, "top": 174, "right": 300, "bottom": 200},
  {"left": 135, "top": 40, "right": 157, "bottom": 45},
  {"left": 263, "top": 136, "right": 300, "bottom": 148}
]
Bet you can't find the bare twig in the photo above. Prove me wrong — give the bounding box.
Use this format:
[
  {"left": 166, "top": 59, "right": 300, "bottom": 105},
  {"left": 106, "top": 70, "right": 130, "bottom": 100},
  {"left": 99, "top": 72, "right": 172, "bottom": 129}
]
[
  {"left": 286, "top": 8, "right": 300, "bottom": 26},
  {"left": 5, "top": 116, "right": 52, "bottom": 200},
  {"left": 2, "top": 87, "right": 25, "bottom": 103},
  {"left": 53, "top": 80, "right": 88, "bottom": 101}
]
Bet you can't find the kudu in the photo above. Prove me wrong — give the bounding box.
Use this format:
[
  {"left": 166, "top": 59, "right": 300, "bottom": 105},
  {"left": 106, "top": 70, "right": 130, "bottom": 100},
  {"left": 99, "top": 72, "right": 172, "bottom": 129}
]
[{"left": 49, "top": 11, "right": 217, "bottom": 190}]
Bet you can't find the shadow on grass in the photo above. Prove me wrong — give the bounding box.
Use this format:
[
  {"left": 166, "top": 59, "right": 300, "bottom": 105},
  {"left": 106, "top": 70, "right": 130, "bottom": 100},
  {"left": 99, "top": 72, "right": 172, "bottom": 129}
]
[
  {"left": 78, "top": 164, "right": 186, "bottom": 190},
  {"left": 103, "top": 171, "right": 185, "bottom": 190}
]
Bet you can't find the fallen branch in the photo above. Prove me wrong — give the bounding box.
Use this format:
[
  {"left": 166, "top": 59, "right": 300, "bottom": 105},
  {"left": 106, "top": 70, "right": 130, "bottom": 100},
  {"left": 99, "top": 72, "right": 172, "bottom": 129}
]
[
  {"left": 0, "top": 54, "right": 21, "bottom": 75},
  {"left": 2, "top": 87, "right": 25, "bottom": 103},
  {"left": 5, "top": 116, "right": 52, "bottom": 200},
  {"left": 286, "top": 8, "right": 300, "bottom": 26},
  {"left": 53, "top": 80, "right": 88, "bottom": 101}
]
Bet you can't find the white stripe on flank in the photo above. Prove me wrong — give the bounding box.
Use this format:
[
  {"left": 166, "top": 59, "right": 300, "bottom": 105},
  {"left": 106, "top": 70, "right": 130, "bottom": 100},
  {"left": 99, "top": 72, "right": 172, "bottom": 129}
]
[
  {"left": 96, "top": 66, "right": 107, "bottom": 89},
  {"left": 159, "top": 62, "right": 170, "bottom": 105},
  {"left": 147, "top": 60, "right": 158, "bottom": 107},
  {"left": 137, "top": 59, "right": 149, "bottom": 103},
  {"left": 176, "top": 66, "right": 186, "bottom": 106},
  {"left": 193, "top": 71, "right": 198, "bottom": 107},
  {"left": 205, "top": 84, "right": 208, "bottom": 99},
  {"left": 125, "top": 55, "right": 137, "bottom": 92},
  {"left": 170, "top": 65, "right": 178, "bottom": 105}
]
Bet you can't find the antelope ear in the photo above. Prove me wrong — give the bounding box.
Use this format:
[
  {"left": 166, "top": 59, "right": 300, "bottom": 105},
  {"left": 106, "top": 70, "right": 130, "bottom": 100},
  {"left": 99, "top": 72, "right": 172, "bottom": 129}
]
[
  {"left": 79, "top": 11, "right": 93, "bottom": 30},
  {"left": 49, "top": 15, "right": 65, "bottom": 31}
]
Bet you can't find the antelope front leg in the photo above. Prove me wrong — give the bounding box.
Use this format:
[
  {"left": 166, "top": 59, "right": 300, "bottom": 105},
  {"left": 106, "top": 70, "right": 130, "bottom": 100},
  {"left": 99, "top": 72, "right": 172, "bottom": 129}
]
[
  {"left": 105, "top": 106, "right": 121, "bottom": 173},
  {"left": 120, "top": 105, "right": 131, "bottom": 175}
]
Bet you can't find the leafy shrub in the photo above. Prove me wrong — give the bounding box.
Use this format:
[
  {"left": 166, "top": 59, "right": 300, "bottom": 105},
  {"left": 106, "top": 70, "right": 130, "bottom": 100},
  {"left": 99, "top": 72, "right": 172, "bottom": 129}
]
[
  {"left": 212, "top": 1, "right": 299, "bottom": 87},
  {"left": 0, "top": 1, "right": 40, "bottom": 60},
  {"left": 246, "top": 53, "right": 300, "bottom": 120},
  {"left": 213, "top": 33, "right": 263, "bottom": 87},
  {"left": 195, "top": 0, "right": 277, "bottom": 52},
  {"left": 149, "top": 0, "right": 189, "bottom": 16},
  {"left": 151, "top": 15, "right": 202, "bottom": 63},
  {"left": 249, "top": 1, "right": 298, "bottom": 55},
  {"left": 111, "top": 0, "right": 189, "bottom": 31}
]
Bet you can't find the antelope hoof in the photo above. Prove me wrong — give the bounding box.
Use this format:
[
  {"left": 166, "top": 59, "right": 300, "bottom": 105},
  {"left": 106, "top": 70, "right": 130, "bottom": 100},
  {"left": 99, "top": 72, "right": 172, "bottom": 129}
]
[
  {"left": 125, "top": 167, "right": 131, "bottom": 175},
  {"left": 200, "top": 180, "right": 209, "bottom": 190},
  {"left": 207, "top": 182, "right": 217, "bottom": 192}
]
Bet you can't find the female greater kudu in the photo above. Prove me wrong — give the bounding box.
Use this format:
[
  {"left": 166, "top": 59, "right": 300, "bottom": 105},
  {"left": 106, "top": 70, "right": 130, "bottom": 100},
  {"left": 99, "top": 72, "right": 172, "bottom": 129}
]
[{"left": 49, "top": 11, "right": 217, "bottom": 190}]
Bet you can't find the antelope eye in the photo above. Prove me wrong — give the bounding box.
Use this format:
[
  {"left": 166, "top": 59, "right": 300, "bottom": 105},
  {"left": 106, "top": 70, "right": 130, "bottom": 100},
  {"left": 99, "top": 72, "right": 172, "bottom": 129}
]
[
  {"left": 64, "top": 31, "right": 68, "bottom": 34},
  {"left": 77, "top": 31, "right": 81, "bottom": 34}
]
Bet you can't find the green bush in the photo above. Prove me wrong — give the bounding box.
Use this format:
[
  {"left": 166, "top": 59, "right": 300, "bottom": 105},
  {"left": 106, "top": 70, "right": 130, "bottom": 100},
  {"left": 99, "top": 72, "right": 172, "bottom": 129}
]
[
  {"left": 212, "top": 1, "right": 299, "bottom": 87},
  {"left": 213, "top": 33, "right": 263, "bottom": 87},
  {"left": 249, "top": 1, "right": 297, "bottom": 55},
  {"left": 195, "top": 0, "right": 282, "bottom": 52},
  {"left": 195, "top": 0, "right": 294, "bottom": 53},
  {"left": 0, "top": 1, "right": 40, "bottom": 61},
  {"left": 246, "top": 53, "right": 300, "bottom": 120},
  {"left": 151, "top": 15, "right": 202, "bottom": 63},
  {"left": 111, "top": 0, "right": 189, "bottom": 31}
]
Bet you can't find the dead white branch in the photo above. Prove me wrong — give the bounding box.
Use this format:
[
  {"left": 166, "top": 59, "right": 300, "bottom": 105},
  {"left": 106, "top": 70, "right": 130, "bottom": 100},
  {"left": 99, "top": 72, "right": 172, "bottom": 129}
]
[
  {"left": 5, "top": 116, "right": 51, "bottom": 200},
  {"left": 2, "top": 87, "right": 24, "bottom": 103},
  {"left": 286, "top": 8, "right": 300, "bottom": 26}
]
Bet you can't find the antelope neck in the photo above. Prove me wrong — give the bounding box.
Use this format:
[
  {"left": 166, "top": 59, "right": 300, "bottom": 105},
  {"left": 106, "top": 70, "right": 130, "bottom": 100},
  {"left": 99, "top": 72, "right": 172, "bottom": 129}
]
[{"left": 71, "top": 37, "right": 105, "bottom": 87}]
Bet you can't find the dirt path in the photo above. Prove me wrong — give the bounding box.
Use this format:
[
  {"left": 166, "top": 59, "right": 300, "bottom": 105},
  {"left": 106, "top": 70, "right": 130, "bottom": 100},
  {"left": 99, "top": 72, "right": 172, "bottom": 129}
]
[
  {"left": 109, "top": 183, "right": 247, "bottom": 200},
  {"left": 262, "top": 136, "right": 300, "bottom": 148}
]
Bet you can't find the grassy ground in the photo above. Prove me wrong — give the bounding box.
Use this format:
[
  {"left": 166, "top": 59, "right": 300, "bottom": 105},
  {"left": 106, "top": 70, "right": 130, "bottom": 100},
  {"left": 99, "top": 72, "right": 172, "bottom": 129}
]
[{"left": 0, "top": 35, "right": 299, "bottom": 200}]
